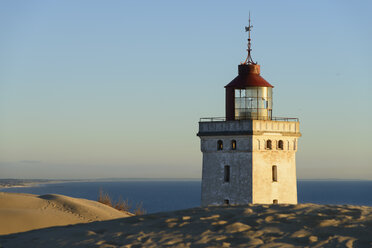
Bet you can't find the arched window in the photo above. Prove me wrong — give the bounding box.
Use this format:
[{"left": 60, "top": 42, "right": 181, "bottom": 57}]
[
  {"left": 266, "top": 140, "right": 272, "bottom": 150},
  {"left": 231, "top": 140, "right": 236, "bottom": 150},
  {"left": 272, "top": 165, "right": 278, "bottom": 182},
  {"left": 217, "top": 140, "right": 223, "bottom": 150},
  {"left": 224, "top": 165, "right": 230, "bottom": 183},
  {"left": 293, "top": 140, "right": 296, "bottom": 150},
  {"left": 273, "top": 199, "right": 278, "bottom": 204},
  {"left": 278, "top": 140, "right": 284, "bottom": 150}
]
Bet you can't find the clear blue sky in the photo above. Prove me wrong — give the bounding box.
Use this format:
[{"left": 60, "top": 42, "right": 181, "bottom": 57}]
[{"left": 0, "top": 0, "right": 371, "bottom": 179}]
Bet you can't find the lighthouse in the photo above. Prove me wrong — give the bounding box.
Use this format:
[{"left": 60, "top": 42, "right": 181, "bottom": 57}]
[{"left": 197, "top": 18, "right": 301, "bottom": 206}]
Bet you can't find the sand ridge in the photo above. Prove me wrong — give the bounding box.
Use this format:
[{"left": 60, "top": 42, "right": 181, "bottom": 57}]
[
  {"left": 1, "top": 200, "right": 372, "bottom": 247},
  {"left": 0, "top": 192, "right": 131, "bottom": 235}
]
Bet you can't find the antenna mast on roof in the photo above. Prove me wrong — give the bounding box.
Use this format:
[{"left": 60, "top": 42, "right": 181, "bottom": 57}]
[{"left": 244, "top": 12, "right": 256, "bottom": 65}]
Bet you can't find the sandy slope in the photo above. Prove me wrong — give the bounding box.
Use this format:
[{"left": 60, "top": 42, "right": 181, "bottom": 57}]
[
  {"left": 1, "top": 202, "right": 372, "bottom": 248},
  {"left": 0, "top": 192, "right": 131, "bottom": 235}
]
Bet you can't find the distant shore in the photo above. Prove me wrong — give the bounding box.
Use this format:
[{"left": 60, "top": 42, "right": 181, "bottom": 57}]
[
  {"left": 0, "top": 179, "right": 80, "bottom": 189},
  {"left": 0, "top": 178, "right": 203, "bottom": 189}
]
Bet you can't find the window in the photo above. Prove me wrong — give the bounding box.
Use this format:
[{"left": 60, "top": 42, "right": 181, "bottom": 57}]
[
  {"left": 234, "top": 88, "right": 273, "bottom": 120},
  {"left": 217, "top": 140, "right": 223, "bottom": 150},
  {"left": 257, "top": 140, "right": 261, "bottom": 150},
  {"left": 266, "top": 140, "right": 272, "bottom": 150},
  {"left": 272, "top": 165, "right": 277, "bottom": 182},
  {"left": 231, "top": 140, "right": 236, "bottom": 150},
  {"left": 278, "top": 140, "right": 284, "bottom": 150},
  {"left": 293, "top": 140, "right": 296, "bottom": 150},
  {"left": 273, "top": 199, "right": 278, "bottom": 204},
  {"left": 224, "top": 165, "right": 230, "bottom": 183},
  {"left": 224, "top": 199, "right": 230, "bottom": 205}
]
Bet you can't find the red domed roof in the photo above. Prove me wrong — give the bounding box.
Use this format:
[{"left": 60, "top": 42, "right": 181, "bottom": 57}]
[{"left": 225, "top": 64, "right": 273, "bottom": 88}]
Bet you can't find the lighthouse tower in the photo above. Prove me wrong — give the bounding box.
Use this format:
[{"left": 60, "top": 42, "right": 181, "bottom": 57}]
[{"left": 197, "top": 18, "right": 301, "bottom": 206}]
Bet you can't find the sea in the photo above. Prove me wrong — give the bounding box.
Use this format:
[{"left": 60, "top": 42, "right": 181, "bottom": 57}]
[{"left": 1, "top": 180, "right": 372, "bottom": 214}]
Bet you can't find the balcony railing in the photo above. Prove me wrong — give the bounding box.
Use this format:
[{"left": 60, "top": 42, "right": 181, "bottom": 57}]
[{"left": 199, "top": 117, "right": 299, "bottom": 122}]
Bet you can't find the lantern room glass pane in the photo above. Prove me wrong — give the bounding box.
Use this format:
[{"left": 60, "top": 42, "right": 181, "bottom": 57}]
[
  {"left": 245, "top": 88, "right": 256, "bottom": 97},
  {"left": 234, "top": 87, "right": 272, "bottom": 120}
]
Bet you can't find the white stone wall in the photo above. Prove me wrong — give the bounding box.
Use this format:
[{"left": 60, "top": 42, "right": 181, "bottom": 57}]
[
  {"left": 252, "top": 139, "right": 298, "bottom": 204},
  {"left": 199, "top": 120, "right": 300, "bottom": 206},
  {"left": 251, "top": 131, "right": 298, "bottom": 204},
  {"left": 201, "top": 136, "right": 253, "bottom": 206},
  {"left": 201, "top": 136, "right": 251, "bottom": 152},
  {"left": 199, "top": 121, "right": 253, "bottom": 133},
  {"left": 199, "top": 120, "right": 300, "bottom": 136},
  {"left": 252, "top": 120, "right": 300, "bottom": 133}
]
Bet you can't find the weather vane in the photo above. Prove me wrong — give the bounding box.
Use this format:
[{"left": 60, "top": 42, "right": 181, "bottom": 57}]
[{"left": 244, "top": 12, "right": 256, "bottom": 65}]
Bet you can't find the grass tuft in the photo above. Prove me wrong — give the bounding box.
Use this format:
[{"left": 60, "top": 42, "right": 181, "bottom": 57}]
[
  {"left": 98, "top": 188, "right": 112, "bottom": 207},
  {"left": 114, "top": 196, "right": 131, "bottom": 212},
  {"left": 134, "top": 202, "right": 146, "bottom": 216},
  {"left": 98, "top": 189, "right": 146, "bottom": 215}
]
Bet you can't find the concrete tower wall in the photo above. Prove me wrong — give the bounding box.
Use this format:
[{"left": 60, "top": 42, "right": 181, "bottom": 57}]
[
  {"left": 250, "top": 120, "right": 299, "bottom": 204},
  {"left": 201, "top": 136, "right": 252, "bottom": 206},
  {"left": 198, "top": 120, "right": 300, "bottom": 206},
  {"left": 252, "top": 135, "right": 298, "bottom": 204}
]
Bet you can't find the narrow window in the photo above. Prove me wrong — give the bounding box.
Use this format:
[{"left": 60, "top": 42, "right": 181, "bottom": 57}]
[
  {"left": 278, "top": 140, "right": 283, "bottom": 150},
  {"left": 257, "top": 140, "right": 260, "bottom": 150},
  {"left": 224, "top": 199, "right": 230, "bottom": 205},
  {"left": 293, "top": 140, "right": 296, "bottom": 150},
  {"left": 266, "top": 140, "right": 272, "bottom": 150},
  {"left": 272, "top": 165, "right": 277, "bottom": 182},
  {"left": 273, "top": 199, "right": 278, "bottom": 204},
  {"left": 224, "top": 165, "right": 230, "bottom": 183},
  {"left": 287, "top": 141, "right": 290, "bottom": 150},
  {"left": 217, "top": 140, "right": 223, "bottom": 150},
  {"left": 231, "top": 140, "right": 236, "bottom": 150}
]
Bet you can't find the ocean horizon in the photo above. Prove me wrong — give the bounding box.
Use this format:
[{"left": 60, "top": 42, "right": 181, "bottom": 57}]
[{"left": 1, "top": 179, "right": 372, "bottom": 213}]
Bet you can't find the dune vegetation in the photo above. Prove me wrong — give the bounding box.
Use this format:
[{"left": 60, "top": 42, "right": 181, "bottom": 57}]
[{"left": 97, "top": 189, "right": 146, "bottom": 215}]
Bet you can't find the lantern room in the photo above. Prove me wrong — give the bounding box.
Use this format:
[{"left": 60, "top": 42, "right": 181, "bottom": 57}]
[{"left": 225, "top": 63, "right": 273, "bottom": 121}]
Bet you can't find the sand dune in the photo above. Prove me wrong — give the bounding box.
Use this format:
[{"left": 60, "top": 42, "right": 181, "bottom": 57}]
[
  {"left": 0, "top": 192, "right": 131, "bottom": 235},
  {"left": 1, "top": 197, "right": 372, "bottom": 248}
]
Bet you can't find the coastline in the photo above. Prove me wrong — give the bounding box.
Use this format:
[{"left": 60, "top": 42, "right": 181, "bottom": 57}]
[
  {"left": 2, "top": 180, "right": 372, "bottom": 213},
  {"left": 0, "top": 179, "right": 82, "bottom": 190},
  {"left": 0, "top": 178, "right": 203, "bottom": 189}
]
